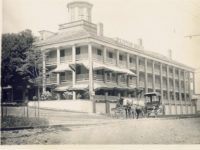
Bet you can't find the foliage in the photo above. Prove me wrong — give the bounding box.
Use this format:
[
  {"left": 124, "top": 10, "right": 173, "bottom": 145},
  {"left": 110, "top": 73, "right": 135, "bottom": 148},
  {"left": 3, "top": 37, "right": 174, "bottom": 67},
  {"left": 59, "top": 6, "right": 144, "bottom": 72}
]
[
  {"left": 41, "top": 91, "right": 52, "bottom": 100},
  {"left": 63, "top": 91, "right": 73, "bottom": 99},
  {"left": 1, "top": 116, "right": 49, "bottom": 128},
  {"left": 1, "top": 29, "right": 42, "bottom": 88},
  {"left": 41, "top": 91, "right": 58, "bottom": 100}
]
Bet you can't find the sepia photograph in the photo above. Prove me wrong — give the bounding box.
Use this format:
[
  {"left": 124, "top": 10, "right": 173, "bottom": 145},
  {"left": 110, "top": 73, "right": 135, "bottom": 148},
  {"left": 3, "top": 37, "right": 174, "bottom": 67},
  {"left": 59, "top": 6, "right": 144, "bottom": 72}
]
[{"left": 1, "top": 0, "right": 200, "bottom": 147}]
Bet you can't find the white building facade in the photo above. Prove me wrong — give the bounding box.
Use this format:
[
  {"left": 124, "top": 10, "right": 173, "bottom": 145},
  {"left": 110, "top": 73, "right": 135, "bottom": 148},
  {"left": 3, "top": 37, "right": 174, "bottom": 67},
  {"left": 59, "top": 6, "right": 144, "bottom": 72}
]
[{"left": 34, "top": 1, "right": 196, "bottom": 115}]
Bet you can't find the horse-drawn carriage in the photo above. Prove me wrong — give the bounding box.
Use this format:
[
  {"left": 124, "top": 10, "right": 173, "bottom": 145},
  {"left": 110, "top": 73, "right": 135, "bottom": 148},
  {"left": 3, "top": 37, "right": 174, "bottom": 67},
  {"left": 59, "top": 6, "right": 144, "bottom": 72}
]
[
  {"left": 144, "top": 92, "right": 163, "bottom": 117},
  {"left": 111, "top": 92, "right": 163, "bottom": 118}
]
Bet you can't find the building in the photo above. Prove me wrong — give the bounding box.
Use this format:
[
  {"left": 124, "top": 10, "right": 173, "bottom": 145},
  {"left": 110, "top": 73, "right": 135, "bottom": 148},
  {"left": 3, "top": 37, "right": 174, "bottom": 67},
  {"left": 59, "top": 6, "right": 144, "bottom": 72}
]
[{"left": 34, "top": 1, "right": 196, "bottom": 115}]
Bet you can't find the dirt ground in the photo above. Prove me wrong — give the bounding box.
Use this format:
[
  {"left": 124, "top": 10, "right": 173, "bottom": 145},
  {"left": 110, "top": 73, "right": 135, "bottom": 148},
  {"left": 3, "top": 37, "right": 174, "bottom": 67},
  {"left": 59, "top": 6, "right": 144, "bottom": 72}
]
[{"left": 1, "top": 107, "right": 200, "bottom": 144}]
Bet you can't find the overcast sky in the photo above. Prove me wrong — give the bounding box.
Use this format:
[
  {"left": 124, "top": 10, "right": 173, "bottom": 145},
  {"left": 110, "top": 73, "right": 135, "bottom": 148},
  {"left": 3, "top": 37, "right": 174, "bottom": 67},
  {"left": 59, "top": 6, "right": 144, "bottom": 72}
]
[{"left": 3, "top": 0, "right": 200, "bottom": 92}]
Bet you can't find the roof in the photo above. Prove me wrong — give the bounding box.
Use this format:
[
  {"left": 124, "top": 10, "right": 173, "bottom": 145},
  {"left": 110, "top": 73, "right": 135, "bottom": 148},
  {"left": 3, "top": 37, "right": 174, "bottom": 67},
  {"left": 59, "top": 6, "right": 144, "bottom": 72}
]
[
  {"left": 52, "top": 63, "right": 72, "bottom": 73},
  {"left": 34, "top": 29, "right": 91, "bottom": 46},
  {"left": 34, "top": 25, "right": 194, "bottom": 71}
]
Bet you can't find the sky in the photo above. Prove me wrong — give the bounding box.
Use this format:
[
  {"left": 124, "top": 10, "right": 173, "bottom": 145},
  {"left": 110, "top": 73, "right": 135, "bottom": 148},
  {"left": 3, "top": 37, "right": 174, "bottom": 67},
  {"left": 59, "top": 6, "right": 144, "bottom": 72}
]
[{"left": 3, "top": 0, "right": 200, "bottom": 93}]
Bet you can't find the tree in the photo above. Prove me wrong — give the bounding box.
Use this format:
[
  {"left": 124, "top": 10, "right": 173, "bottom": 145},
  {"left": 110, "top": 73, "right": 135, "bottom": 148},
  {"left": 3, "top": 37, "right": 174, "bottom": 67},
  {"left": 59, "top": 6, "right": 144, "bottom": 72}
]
[{"left": 2, "top": 29, "right": 42, "bottom": 101}]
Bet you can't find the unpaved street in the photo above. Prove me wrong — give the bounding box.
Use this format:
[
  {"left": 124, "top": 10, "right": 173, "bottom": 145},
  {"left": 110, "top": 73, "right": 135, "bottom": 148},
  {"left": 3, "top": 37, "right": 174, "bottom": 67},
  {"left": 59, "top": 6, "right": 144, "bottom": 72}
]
[{"left": 1, "top": 108, "right": 200, "bottom": 144}]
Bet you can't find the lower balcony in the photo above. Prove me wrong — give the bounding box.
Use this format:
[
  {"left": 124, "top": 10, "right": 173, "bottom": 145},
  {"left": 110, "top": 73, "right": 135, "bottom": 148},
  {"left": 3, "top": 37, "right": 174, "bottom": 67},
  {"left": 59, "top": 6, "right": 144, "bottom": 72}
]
[
  {"left": 76, "top": 74, "right": 89, "bottom": 82},
  {"left": 94, "top": 95, "right": 118, "bottom": 102}
]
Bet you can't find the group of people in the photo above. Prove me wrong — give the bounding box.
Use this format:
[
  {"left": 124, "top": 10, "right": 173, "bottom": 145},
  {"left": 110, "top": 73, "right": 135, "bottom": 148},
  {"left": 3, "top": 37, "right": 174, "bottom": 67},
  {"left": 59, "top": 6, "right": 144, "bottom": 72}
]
[{"left": 115, "top": 97, "right": 145, "bottom": 119}]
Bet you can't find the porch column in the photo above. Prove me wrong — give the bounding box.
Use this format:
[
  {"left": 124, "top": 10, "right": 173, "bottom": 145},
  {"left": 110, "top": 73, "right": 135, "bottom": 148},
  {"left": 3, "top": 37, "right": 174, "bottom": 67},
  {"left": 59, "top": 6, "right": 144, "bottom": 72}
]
[
  {"left": 189, "top": 72, "right": 193, "bottom": 113},
  {"left": 88, "top": 44, "right": 94, "bottom": 101},
  {"left": 173, "top": 67, "right": 177, "bottom": 114},
  {"left": 42, "top": 51, "right": 46, "bottom": 93},
  {"left": 126, "top": 53, "right": 130, "bottom": 69},
  {"left": 160, "top": 63, "right": 163, "bottom": 105},
  {"left": 56, "top": 47, "right": 60, "bottom": 100},
  {"left": 144, "top": 58, "right": 148, "bottom": 93},
  {"left": 116, "top": 50, "right": 119, "bottom": 66},
  {"left": 166, "top": 65, "right": 171, "bottom": 114},
  {"left": 72, "top": 45, "right": 76, "bottom": 100},
  {"left": 178, "top": 69, "right": 183, "bottom": 114},
  {"left": 103, "top": 46, "right": 107, "bottom": 63},
  {"left": 184, "top": 71, "right": 188, "bottom": 114},
  {"left": 193, "top": 72, "right": 195, "bottom": 94},
  {"left": 152, "top": 61, "right": 155, "bottom": 92},
  {"left": 105, "top": 92, "right": 110, "bottom": 114},
  {"left": 136, "top": 56, "right": 139, "bottom": 90}
]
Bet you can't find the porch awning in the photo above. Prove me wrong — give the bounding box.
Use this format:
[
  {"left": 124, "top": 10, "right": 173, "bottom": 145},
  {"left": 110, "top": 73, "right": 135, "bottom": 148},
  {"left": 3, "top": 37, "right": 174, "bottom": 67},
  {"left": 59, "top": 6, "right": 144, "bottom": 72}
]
[
  {"left": 52, "top": 64, "right": 72, "bottom": 73},
  {"left": 93, "top": 62, "right": 136, "bottom": 76},
  {"left": 67, "top": 84, "right": 89, "bottom": 91},
  {"left": 69, "top": 61, "right": 89, "bottom": 71},
  {"left": 54, "top": 86, "right": 70, "bottom": 92}
]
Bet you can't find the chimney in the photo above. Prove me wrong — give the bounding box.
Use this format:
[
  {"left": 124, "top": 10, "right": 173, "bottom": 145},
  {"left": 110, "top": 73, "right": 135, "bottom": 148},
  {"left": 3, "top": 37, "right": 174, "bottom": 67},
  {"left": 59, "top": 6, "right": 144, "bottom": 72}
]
[
  {"left": 168, "top": 49, "right": 172, "bottom": 59},
  {"left": 97, "top": 22, "right": 104, "bottom": 36}
]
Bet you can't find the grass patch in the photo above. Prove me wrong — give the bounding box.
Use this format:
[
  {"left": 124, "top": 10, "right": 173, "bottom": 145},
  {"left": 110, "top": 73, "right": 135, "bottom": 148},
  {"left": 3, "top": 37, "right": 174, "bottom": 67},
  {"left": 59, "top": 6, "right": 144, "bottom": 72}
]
[{"left": 1, "top": 116, "right": 49, "bottom": 128}]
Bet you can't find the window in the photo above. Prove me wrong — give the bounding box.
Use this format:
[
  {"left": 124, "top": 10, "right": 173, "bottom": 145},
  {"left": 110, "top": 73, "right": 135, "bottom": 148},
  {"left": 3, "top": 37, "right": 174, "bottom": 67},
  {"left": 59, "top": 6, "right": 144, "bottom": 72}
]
[
  {"left": 97, "top": 49, "right": 102, "bottom": 56},
  {"left": 60, "top": 50, "right": 65, "bottom": 57},
  {"left": 129, "top": 57, "right": 133, "bottom": 63},
  {"left": 76, "top": 47, "right": 81, "bottom": 55},
  {"left": 119, "top": 55, "right": 123, "bottom": 61},
  {"left": 108, "top": 52, "right": 113, "bottom": 58},
  {"left": 76, "top": 66, "right": 81, "bottom": 74},
  {"left": 60, "top": 72, "right": 66, "bottom": 80}
]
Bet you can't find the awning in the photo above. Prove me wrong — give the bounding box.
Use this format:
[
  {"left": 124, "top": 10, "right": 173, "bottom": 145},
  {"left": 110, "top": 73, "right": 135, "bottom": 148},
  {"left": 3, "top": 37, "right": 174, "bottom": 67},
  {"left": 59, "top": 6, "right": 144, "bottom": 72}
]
[
  {"left": 144, "top": 92, "right": 161, "bottom": 97},
  {"left": 54, "top": 86, "right": 70, "bottom": 92},
  {"left": 52, "top": 64, "right": 72, "bottom": 73},
  {"left": 67, "top": 84, "right": 89, "bottom": 91},
  {"left": 69, "top": 61, "right": 136, "bottom": 76},
  {"left": 94, "top": 82, "right": 115, "bottom": 90},
  {"left": 93, "top": 62, "right": 136, "bottom": 76}
]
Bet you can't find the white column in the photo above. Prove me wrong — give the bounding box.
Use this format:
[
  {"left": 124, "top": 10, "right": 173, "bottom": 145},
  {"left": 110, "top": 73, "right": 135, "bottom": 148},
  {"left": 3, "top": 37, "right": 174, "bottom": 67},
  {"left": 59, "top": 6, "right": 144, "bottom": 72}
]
[
  {"left": 152, "top": 61, "right": 155, "bottom": 92},
  {"left": 178, "top": 69, "right": 183, "bottom": 114},
  {"left": 72, "top": 45, "right": 76, "bottom": 100},
  {"left": 116, "top": 50, "right": 119, "bottom": 66},
  {"left": 88, "top": 44, "right": 94, "bottom": 100},
  {"left": 56, "top": 47, "right": 60, "bottom": 100},
  {"left": 42, "top": 51, "right": 46, "bottom": 93},
  {"left": 173, "top": 67, "right": 177, "bottom": 114},
  {"left": 144, "top": 58, "right": 148, "bottom": 93},
  {"left": 126, "top": 53, "right": 130, "bottom": 69},
  {"left": 103, "top": 46, "right": 107, "bottom": 63},
  {"left": 184, "top": 71, "right": 188, "bottom": 113},
  {"left": 160, "top": 63, "right": 163, "bottom": 104},
  {"left": 166, "top": 65, "right": 171, "bottom": 114},
  {"left": 56, "top": 47, "right": 60, "bottom": 85}
]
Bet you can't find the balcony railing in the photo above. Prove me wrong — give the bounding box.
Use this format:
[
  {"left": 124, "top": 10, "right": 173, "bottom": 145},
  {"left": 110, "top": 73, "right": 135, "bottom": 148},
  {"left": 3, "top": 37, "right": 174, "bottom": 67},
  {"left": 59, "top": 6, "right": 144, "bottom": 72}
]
[
  {"left": 76, "top": 53, "right": 88, "bottom": 61},
  {"left": 139, "top": 81, "right": 145, "bottom": 87},
  {"left": 139, "top": 65, "right": 145, "bottom": 72},
  {"left": 93, "top": 74, "right": 104, "bottom": 81},
  {"left": 60, "top": 56, "right": 72, "bottom": 63},
  {"left": 147, "top": 67, "right": 153, "bottom": 73},
  {"left": 129, "top": 63, "right": 136, "bottom": 70},
  {"left": 106, "top": 57, "right": 116, "bottom": 65},
  {"left": 76, "top": 74, "right": 89, "bottom": 81},
  {"left": 148, "top": 82, "right": 153, "bottom": 88},
  {"left": 93, "top": 55, "right": 103, "bottom": 62},
  {"left": 46, "top": 75, "right": 57, "bottom": 85},
  {"left": 155, "top": 84, "right": 160, "bottom": 89},
  {"left": 46, "top": 57, "right": 57, "bottom": 65},
  {"left": 119, "top": 61, "right": 127, "bottom": 68},
  {"left": 154, "top": 69, "right": 160, "bottom": 75},
  {"left": 162, "top": 71, "right": 167, "bottom": 76}
]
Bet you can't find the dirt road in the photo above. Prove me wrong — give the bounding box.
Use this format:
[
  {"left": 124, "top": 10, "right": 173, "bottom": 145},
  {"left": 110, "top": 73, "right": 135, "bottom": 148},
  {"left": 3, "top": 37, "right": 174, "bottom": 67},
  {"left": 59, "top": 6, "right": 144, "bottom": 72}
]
[{"left": 1, "top": 108, "right": 200, "bottom": 144}]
